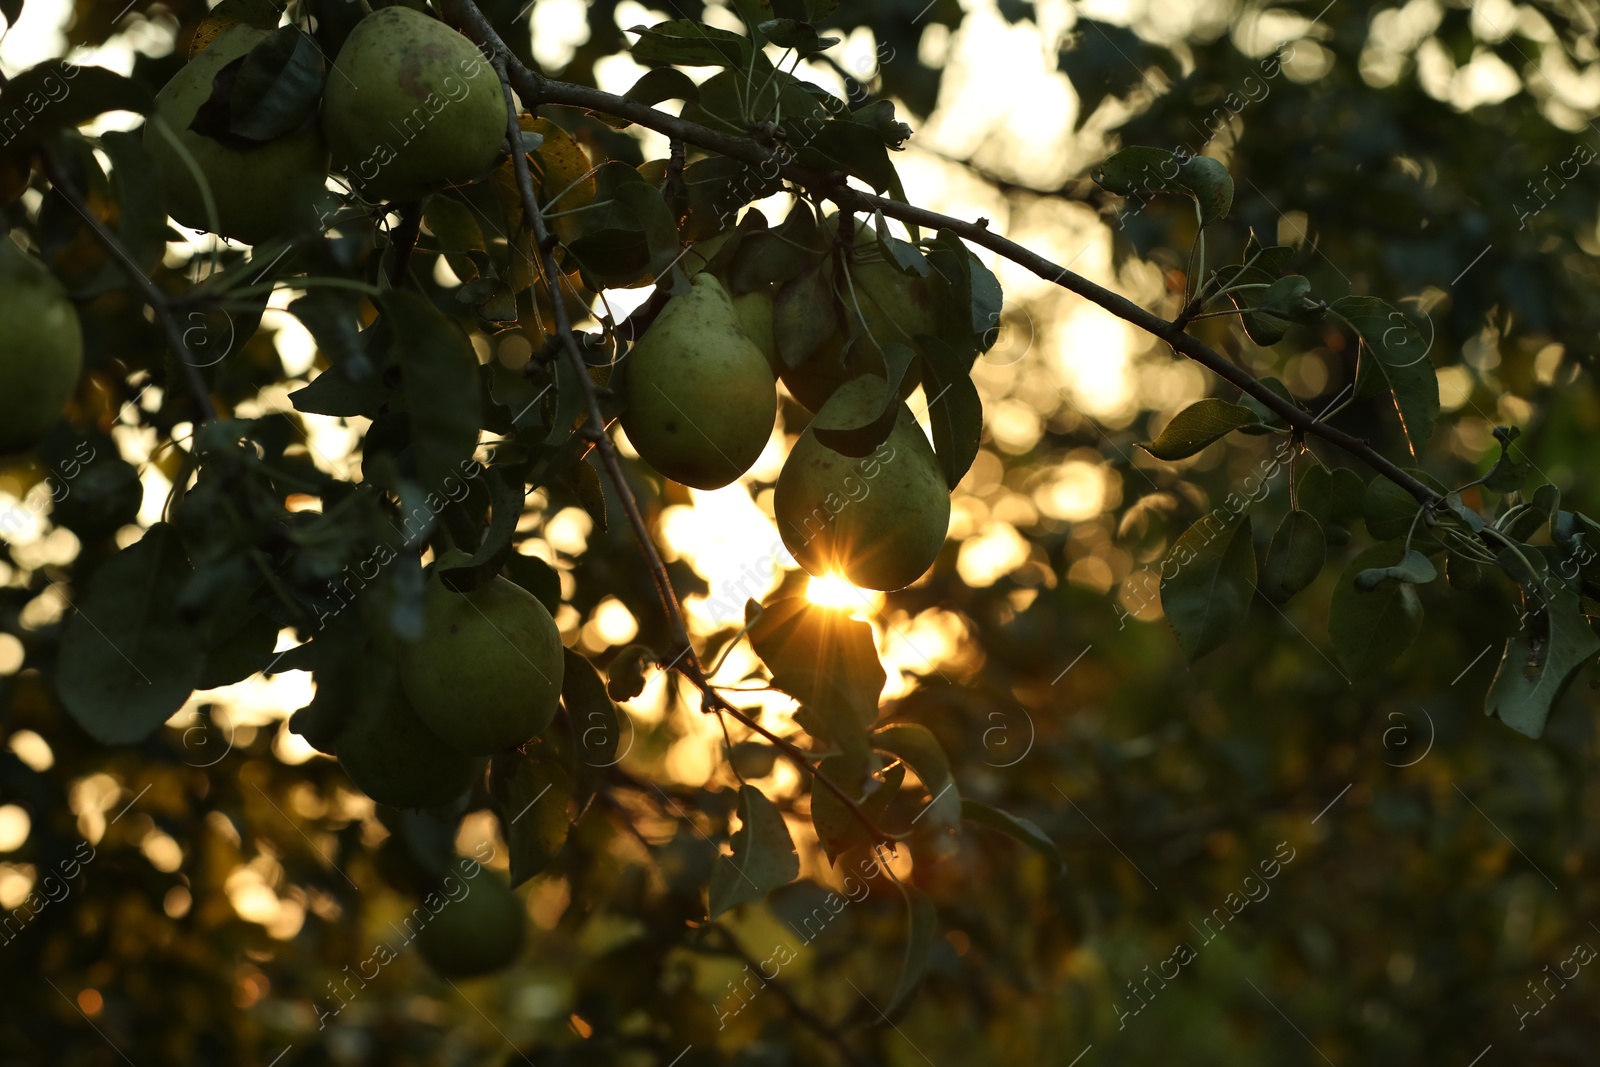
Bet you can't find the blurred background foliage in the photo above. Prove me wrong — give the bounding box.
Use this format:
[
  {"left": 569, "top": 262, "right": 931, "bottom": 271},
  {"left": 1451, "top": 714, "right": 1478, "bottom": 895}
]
[{"left": 3, "top": 0, "right": 1600, "bottom": 1064}]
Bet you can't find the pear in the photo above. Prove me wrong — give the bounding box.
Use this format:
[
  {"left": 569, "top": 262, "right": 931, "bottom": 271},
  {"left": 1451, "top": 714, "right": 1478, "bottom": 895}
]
[
  {"left": 144, "top": 25, "right": 330, "bottom": 244},
  {"left": 0, "top": 242, "right": 82, "bottom": 453},
  {"left": 322, "top": 6, "right": 507, "bottom": 202},
  {"left": 335, "top": 685, "right": 486, "bottom": 810},
  {"left": 774, "top": 375, "right": 950, "bottom": 590},
  {"left": 399, "top": 574, "right": 565, "bottom": 755},
  {"left": 622, "top": 273, "right": 777, "bottom": 490},
  {"left": 780, "top": 220, "right": 936, "bottom": 411},
  {"left": 413, "top": 870, "right": 526, "bottom": 977},
  {"left": 731, "top": 288, "right": 782, "bottom": 377}
]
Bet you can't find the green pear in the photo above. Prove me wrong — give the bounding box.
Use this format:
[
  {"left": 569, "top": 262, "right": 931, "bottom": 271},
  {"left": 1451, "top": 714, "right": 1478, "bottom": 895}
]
[
  {"left": 144, "top": 25, "right": 330, "bottom": 244},
  {"left": 0, "top": 242, "right": 82, "bottom": 453},
  {"left": 774, "top": 375, "right": 950, "bottom": 590},
  {"left": 413, "top": 870, "right": 526, "bottom": 977},
  {"left": 399, "top": 574, "right": 564, "bottom": 755},
  {"left": 335, "top": 684, "right": 486, "bottom": 810},
  {"left": 780, "top": 220, "right": 935, "bottom": 411},
  {"left": 322, "top": 6, "right": 507, "bottom": 202},
  {"left": 622, "top": 273, "right": 777, "bottom": 490},
  {"left": 731, "top": 288, "right": 782, "bottom": 377}
]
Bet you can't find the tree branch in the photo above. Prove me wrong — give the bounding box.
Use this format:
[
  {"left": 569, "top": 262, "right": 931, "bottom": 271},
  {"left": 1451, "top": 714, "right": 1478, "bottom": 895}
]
[{"left": 40, "top": 150, "right": 216, "bottom": 424}]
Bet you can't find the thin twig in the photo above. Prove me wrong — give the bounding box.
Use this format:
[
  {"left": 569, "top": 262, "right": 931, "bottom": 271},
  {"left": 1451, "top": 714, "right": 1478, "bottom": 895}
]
[
  {"left": 706, "top": 923, "right": 873, "bottom": 1067},
  {"left": 40, "top": 150, "right": 216, "bottom": 423}
]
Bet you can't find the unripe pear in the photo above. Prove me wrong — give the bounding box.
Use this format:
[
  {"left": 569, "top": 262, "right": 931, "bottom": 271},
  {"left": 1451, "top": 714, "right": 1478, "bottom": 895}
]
[
  {"left": 731, "top": 288, "right": 782, "bottom": 377},
  {"left": 322, "top": 6, "right": 507, "bottom": 202},
  {"left": 335, "top": 685, "right": 486, "bottom": 809},
  {"left": 622, "top": 273, "right": 777, "bottom": 490},
  {"left": 0, "top": 243, "right": 82, "bottom": 453},
  {"left": 144, "top": 25, "right": 330, "bottom": 244},
  {"left": 414, "top": 870, "right": 526, "bottom": 977},
  {"left": 781, "top": 220, "right": 935, "bottom": 411},
  {"left": 774, "top": 376, "right": 950, "bottom": 590},
  {"left": 399, "top": 574, "right": 564, "bottom": 755}
]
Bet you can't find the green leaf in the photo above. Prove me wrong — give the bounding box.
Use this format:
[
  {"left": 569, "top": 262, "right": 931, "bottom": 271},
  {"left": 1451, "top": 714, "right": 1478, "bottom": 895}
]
[
  {"left": 918, "top": 334, "right": 984, "bottom": 489},
  {"left": 1353, "top": 548, "right": 1437, "bottom": 590},
  {"left": 492, "top": 748, "right": 573, "bottom": 888},
  {"left": 57, "top": 524, "right": 205, "bottom": 744},
  {"left": 98, "top": 130, "right": 167, "bottom": 275},
  {"left": 961, "top": 799, "right": 1065, "bottom": 872},
  {"left": 757, "top": 18, "right": 840, "bottom": 55},
  {"left": 1091, "top": 146, "right": 1183, "bottom": 199},
  {"left": 624, "top": 67, "right": 700, "bottom": 108},
  {"left": 795, "top": 120, "right": 899, "bottom": 193},
  {"left": 229, "top": 26, "right": 325, "bottom": 141},
  {"left": 1160, "top": 510, "right": 1255, "bottom": 662},
  {"left": 559, "top": 647, "right": 621, "bottom": 792},
  {"left": 199, "top": 610, "right": 281, "bottom": 689},
  {"left": 1441, "top": 550, "right": 1481, "bottom": 591},
  {"left": 629, "top": 20, "right": 763, "bottom": 69},
  {"left": 1332, "top": 295, "right": 1439, "bottom": 457},
  {"left": 1236, "top": 376, "right": 1297, "bottom": 433},
  {"left": 811, "top": 341, "right": 916, "bottom": 457},
  {"left": 872, "top": 723, "right": 960, "bottom": 835},
  {"left": 1363, "top": 470, "right": 1445, "bottom": 539},
  {"left": 708, "top": 784, "right": 800, "bottom": 917},
  {"left": 773, "top": 261, "right": 839, "bottom": 369},
  {"left": 811, "top": 756, "right": 903, "bottom": 863},
  {"left": 1241, "top": 231, "right": 1295, "bottom": 276},
  {"left": 883, "top": 884, "right": 938, "bottom": 1016},
  {"left": 1483, "top": 425, "right": 1529, "bottom": 494},
  {"left": 433, "top": 463, "right": 524, "bottom": 583},
  {"left": 606, "top": 644, "right": 655, "bottom": 702},
  {"left": 1330, "top": 541, "right": 1424, "bottom": 675},
  {"left": 1485, "top": 556, "right": 1600, "bottom": 738},
  {"left": 1179, "top": 154, "right": 1232, "bottom": 223},
  {"left": 0, "top": 62, "right": 152, "bottom": 148},
  {"left": 850, "top": 99, "right": 913, "bottom": 149},
  {"left": 727, "top": 201, "right": 825, "bottom": 292},
  {"left": 382, "top": 290, "right": 484, "bottom": 495},
  {"left": 748, "top": 596, "right": 883, "bottom": 761},
  {"left": 1140, "top": 399, "right": 1259, "bottom": 460},
  {"left": 1260, "top": 509, "right": 1326, "bottom": 602},
  {"left": 423, "top": 194, "right": 485, "bottom": 283},
  {"left": 504, "top": 553, "right": 562, "bottom": 615}
]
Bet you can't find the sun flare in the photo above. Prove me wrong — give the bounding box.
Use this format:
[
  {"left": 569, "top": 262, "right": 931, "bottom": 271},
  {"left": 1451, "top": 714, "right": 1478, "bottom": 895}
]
[{"left": 805, "top": 573, "right": 863, "bottom": 609}]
